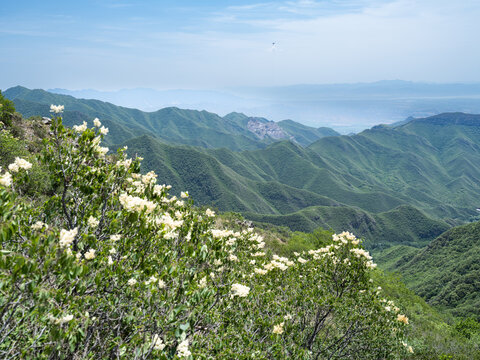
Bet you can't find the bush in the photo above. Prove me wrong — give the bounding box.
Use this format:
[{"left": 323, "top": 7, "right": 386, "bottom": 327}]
[{"left": 0, "top": 107, "right": 413, "bottom": 359}]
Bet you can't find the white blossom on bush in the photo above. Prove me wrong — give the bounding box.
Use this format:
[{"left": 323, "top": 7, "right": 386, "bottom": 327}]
[
  {"left": 231, "top": 283, "right": 250, "bottom": 298},
  {"left": 59, "top": 228, "right": 78, "bottom": 248},
  {"left": 50, "top": 104, "right": 64, "bottom": 113}
]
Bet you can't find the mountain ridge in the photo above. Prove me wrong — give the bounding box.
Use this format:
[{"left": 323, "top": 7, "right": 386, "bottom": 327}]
[{"left": 5, "top": 86, "right": 339, "bottom": 149}]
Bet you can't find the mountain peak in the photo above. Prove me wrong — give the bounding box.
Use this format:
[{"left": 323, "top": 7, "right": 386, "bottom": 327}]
[{"left": 409, "top": 112, "right": 480, "bottom": 127}]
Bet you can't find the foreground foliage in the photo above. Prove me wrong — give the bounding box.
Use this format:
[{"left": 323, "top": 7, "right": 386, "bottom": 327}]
[{"left": 0, "top": 108, "right": 412, "bottom": 358}]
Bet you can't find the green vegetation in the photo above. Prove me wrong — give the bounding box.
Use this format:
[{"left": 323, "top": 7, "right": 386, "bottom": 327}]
[
  {"left": 245, "top": 204, "right": 449, "bottom": 250},
  {"left": 0, "top": 90, "right": 16, "bottom": 127},
  {"left": 235, "top": 219, "right": 480, "bottom": 359},
  {"left": 377, "top": 221, "right": 480, "bottom": 320},
  {"left": 0, "top": 110, "right": 414, "bottom": 359}
]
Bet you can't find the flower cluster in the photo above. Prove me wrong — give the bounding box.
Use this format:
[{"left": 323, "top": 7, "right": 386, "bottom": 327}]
[
  {"left": 0, "top": 168, "right": 12, "bottom": 187},
  {"left": 119, "top": 193, "right": 156, "bottom": 214},
  {"left": 50, "top": 104, "right": 64, "bottom": 113},
  {"left": 231, "top": 283, "right": 250, "bottom": 298},
  {"left": 59, "top": 228, "right": 78, "bottom": 248},
  {"left": 8, "top": 157, "right": 32, "bottom": 172}
]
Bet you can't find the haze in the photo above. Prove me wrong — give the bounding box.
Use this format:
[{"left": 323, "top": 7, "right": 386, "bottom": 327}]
[{"left": 2, "top": 0, "right": 480, "bottom": 132}]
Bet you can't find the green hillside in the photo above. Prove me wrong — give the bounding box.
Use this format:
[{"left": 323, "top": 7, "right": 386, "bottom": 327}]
[
  {"left": 120, "top": 113, "right": 480, "bottom": 249},
  {"left": 245, "top": 204, "right": 449, "bottom": 249},
  {"left": 380, "top": 221, "right": 480, "bottom": 319},
  {"left": 307, "top": 116, "right": 480, "bottom": 222},
  {"left": 278, "top": 119, "right": 340, "bottom": 145},
  {"left": 5, "top": 86, "right": 337, "bottom": 150}
]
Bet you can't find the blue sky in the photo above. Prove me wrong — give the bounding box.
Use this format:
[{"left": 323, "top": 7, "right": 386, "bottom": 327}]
[{"left": 2, "top": 0, "right": 480, "bottom": 90}]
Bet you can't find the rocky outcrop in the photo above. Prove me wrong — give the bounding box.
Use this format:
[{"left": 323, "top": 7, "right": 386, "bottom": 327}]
[{"left": 247, "top": 119, "right": 293, "bottom": 141}]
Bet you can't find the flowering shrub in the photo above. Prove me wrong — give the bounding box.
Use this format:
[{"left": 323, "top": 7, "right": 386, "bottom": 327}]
[{"left": 0, "top": 106, "right": 412, "bottom": 358}]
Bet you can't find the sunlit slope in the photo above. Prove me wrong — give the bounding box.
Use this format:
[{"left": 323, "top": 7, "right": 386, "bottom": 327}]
[
  {"left": 125, "top": 135, "right": 339, "bottom": 215},
  {"left": 379, "top": 220, "right": 480, "bottom": 319},
  {"left": 308, "top": 114, "right": 480, "bottom": 221}
]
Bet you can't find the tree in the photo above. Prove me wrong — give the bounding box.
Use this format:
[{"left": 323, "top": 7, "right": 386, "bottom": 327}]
[{"left": 0, "top": 90, "right": 16, "bottom": 127}]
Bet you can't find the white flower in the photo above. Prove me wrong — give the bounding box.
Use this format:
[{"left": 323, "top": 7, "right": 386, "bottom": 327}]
[
  {"left": 181, "top": 191, "right": 189, "bottom": 198},
  {"left": 49, "top": 313, "right": 73, "bottom": 325},
  {"left": 0, "top": 171, "right": 12, "bottom": 187},
  {"left": 157, "top": 213, "right": 183, "bottom": 230},
  {"left": 109, "top": 248, "right": 116, "bottom": 254},
  {"left": 31, "top": 221, "right": 47, "bottom": 231},
  {"left": 59, "top": 228, "right": 78, "bottom": 248},
  {"left": 8, "top": 163, "right": 19, "bottom": 172},
  {"left": 73, "top": 121, "right": 88, "bottom": 133},
  {"left": 107, "top": 256, "right": 114, "bottom": 265},
  {"left": 145, "top": 275, "right": 158, "bottom": 285},
  {"left": 93, "top": 118, "right": 101, "bottom": 127},
  {"left": 96, "top": 146, "right": 109, "bottom": 156},
  {"left": 397, "top": 314, "right": 409, "bottom": 324},
  {"left": 284, "top": 314, "right": 292, "bottom": 320},
  {"left": 110, "top": 234, "right": 121, "bottom": 241},
  {"left": 297, "top": 257, "right": 308, "bottom": 264},
  {"left": 128, "top": 278, "right": 137, "bottom": 286},
  {"left": 119, "top": 193, "right": 156, "bottom": 214},
  {"left": 350, "top": 248, "right": 373, "bottom": 260},
  {"left": 228, "top": 254, "right": 238, "bottom": 262},
  {"left": 272, "top": 322, "right": 284, "bottom": 334},
  {"left": 100, "top": 126, "right": 109, "bottom": 135},
  {"left": 11, "top": 157, "right": 32, "bottom": 171},
  {"left": 116, "top": 158, "right": 132, "bottom": 168},
  {"left": 141, "top": 171, "right": 157, "bottom": 185},
  {"left": 177, "top": 339, "right": 191, "bottom": 358},
  {"left": 50, "top": 104, "right": 64, "bottom": 114},
  {"left": 254, "top": 268, "right": 268, "bottom": 275},
  {"left": 252, "top": 252, "right": 265, "bottom": 257},
  {"left": 61, "top": 314, "right": 73, "bottom": 323},
  {"left": 205, "top": 208, "right": 215, "bottom": 217},
  {"left": 158, "top": 279, "right": 166, "bottom": 289},
  {"left": 152, "top": 334, "right": 165, "bottom": 351},
  {"left": 199, "top": 277, "right": 207, "bottom": 288},
  {"left": 231, "top": 283, "right": 250, "bottom": 298},
  {"left": 256, "top": 242, "right": 265, "bottom": 249},
  {"left": 84, "top": 249, "right": 96, "bottom": 260},
  {"left": 87, "top": 216, "right": 99, "bottom": 228}
]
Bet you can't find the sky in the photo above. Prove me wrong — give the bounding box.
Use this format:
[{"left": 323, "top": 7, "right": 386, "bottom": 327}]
[{"left": 2, "top": 0, "right": 480, "bottom": 91}]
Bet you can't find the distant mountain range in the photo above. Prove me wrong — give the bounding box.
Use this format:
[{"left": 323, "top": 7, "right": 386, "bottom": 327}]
[
  {"left": 46, "top": 80, "right": 480, "bottom": 133},
  {"left": 5, "top": 86, "right": 480, "bottom": 251}
]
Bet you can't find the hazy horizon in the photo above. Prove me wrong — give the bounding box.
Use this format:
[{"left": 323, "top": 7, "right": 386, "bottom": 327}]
[
  {"left": 5, "top": 81, "right": 480, "bottom": 134},
  {"left": 3, "top": 0, "right": 480, "bottom": 132}
]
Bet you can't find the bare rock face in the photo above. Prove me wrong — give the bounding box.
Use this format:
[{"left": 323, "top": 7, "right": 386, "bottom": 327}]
[{"left": 247, "top": 119, "right": 293, "bottom": 140}]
